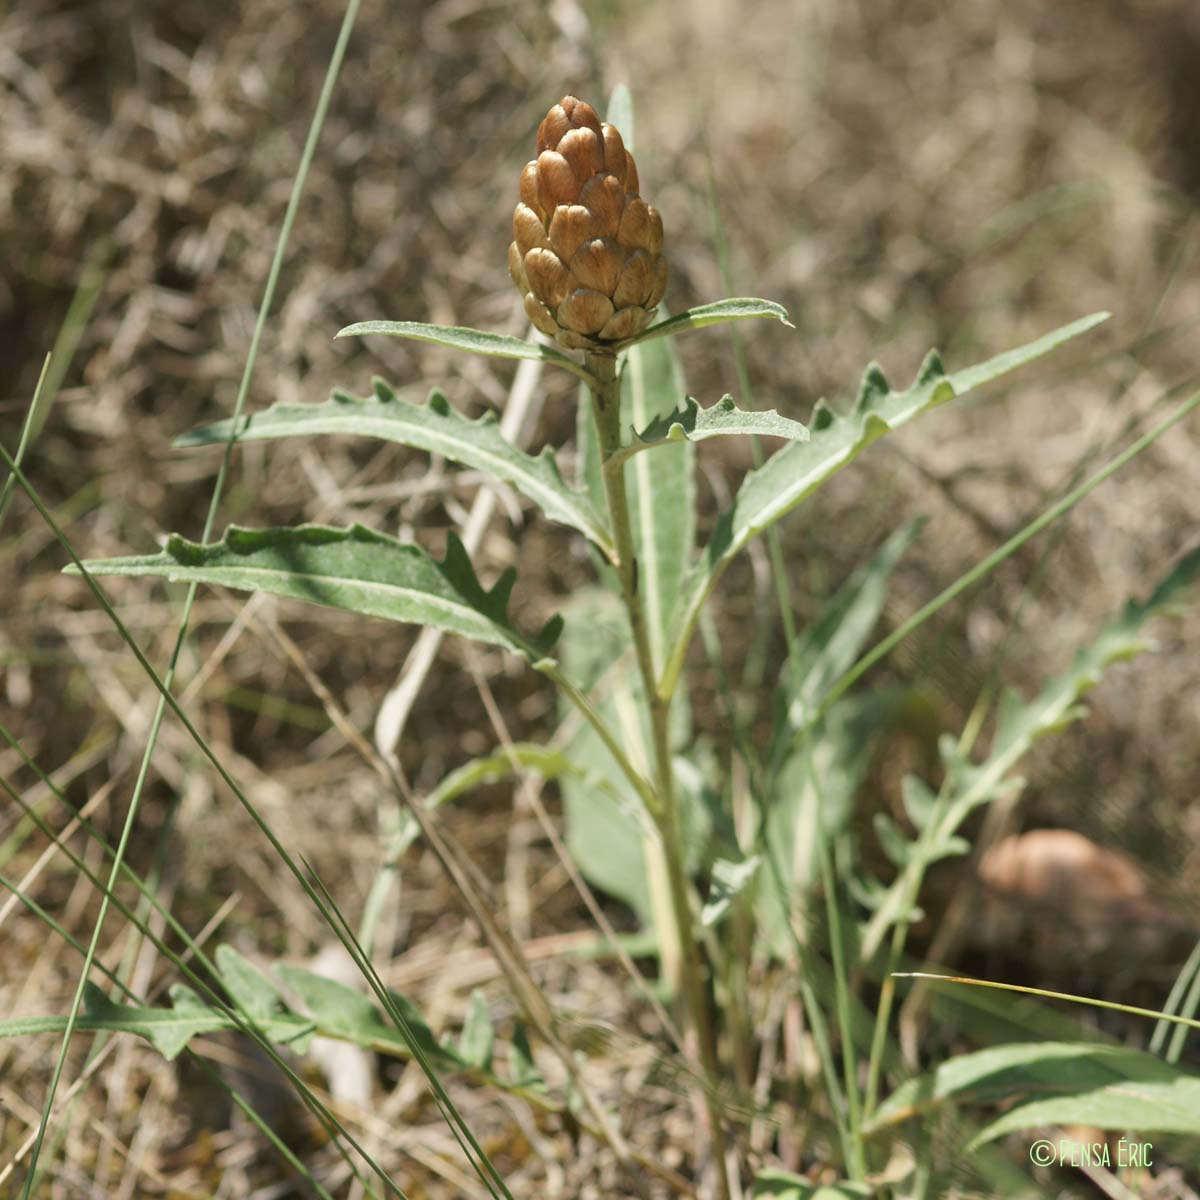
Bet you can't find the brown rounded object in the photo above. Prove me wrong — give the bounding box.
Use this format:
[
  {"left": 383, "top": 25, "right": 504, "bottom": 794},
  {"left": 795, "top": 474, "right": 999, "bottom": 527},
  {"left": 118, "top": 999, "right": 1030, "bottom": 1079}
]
[{"left": 509, "top": 96, "right": 667, "bottom": 350}]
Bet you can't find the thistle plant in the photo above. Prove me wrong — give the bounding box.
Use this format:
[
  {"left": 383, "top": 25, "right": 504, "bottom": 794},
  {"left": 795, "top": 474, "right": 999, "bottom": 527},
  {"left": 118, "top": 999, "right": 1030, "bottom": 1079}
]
[{"left": 13, "top": 87, "right": 1200, "bottom": 1198}]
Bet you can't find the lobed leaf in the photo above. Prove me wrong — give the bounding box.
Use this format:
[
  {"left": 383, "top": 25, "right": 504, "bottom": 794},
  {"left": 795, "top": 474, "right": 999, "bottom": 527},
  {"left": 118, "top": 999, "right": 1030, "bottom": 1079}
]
[
  {"left": 177, "top": 383, "right": 612, "bottom": 554},
  {"left": 859, "top": 542, "right": 1200, "bottom": 960},
  {"left": 71, "top": 524, "right": 562, "bottom": 663},
  {"left": 864, "top": 1041, "right": 1200, "bottom": 1144},
  {"left": 334, "top": 320, "right": 594, "bottom": 384},
  {"left": 0, "top": 982, "right": 315, "bottom": 1062},
  {"left": 661, "top": 312, "right": 1111, "bottom": 694},
  {"left": 609, "top": 394, "right": 809, "bottom": 470},
  {"left": 627, "top": 298, "right": 793, "bottom": 348}
]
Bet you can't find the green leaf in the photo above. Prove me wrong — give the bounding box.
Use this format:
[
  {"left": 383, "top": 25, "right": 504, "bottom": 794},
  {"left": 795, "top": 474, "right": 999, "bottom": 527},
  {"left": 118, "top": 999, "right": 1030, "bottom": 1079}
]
[
  {"left": 73, "top": 524, "right": 562, "bottom": 662},
  {"left": 779, "top": 520, "right": 924, "bottom": 732},
  {"left": 609, "top": 394, "right": 808, "bottom": 469},
  {"left": 334, "top": 321, "right": 593, "bottom": 384},
  {"left": 752, "top": 1170, "right": 870, "bottom": 1198},
  {"left": 0, "top": 982, "right": 314, "bottom": 1062},
  {"left": 427, "top": 744, "right": 576, "bottom": 810},
  {"left": 627, "top": 298, "right": 793, "bottom": 348},
  {"left": 457, "top": 990, "right": 494, "bottom": 1070},
  {"left": 864, "top": 1041, "right": 1200, "bottom": 1145},
  {"left": 758, "top": 693, "right": 906, "bottom": 955},
  {"left": 278, "top": 965, "right": 464, "bottom": 1070},
  {"left": 176, "top": 384, "right": 612, "bottom": 553},
  {"left": 605, "top": 86, "right": 635, "bottom": 152},
  {"left": 701, "top": 855, "right": 762, "bottom": 928},
  {"left": 860, "top": 542, "right": 1200, "bottom": 960},
  {"left": 623, "top": 318, "right": 696, "bottom": 672},
  {"left": 216, "top": 944, "right": 281, "bottom": 1022},
  {"left": 559, "top": 591, "right": 661, "bottom": 926},
  {"left": 661, "top": 313, "right": 1110, "bottom": 694},
  {"left": 508, "top": 1021, "right": 544, "bottom": 1090},
  {"left": 953, "top": 541, "right": 1200, "bottom": 818}
]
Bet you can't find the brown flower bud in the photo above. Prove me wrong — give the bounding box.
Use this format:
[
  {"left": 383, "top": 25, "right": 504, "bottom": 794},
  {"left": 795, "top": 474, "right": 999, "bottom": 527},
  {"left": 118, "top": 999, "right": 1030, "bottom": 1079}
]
[{"left": 509, "top": 96, "right": 667, "bottom": 351}]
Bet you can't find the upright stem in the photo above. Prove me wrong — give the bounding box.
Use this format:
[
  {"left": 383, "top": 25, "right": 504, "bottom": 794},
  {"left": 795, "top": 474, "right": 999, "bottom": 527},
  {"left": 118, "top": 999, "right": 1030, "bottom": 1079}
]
[{"left": 586, "top": 350, "right": 733, "bottom": 1200}]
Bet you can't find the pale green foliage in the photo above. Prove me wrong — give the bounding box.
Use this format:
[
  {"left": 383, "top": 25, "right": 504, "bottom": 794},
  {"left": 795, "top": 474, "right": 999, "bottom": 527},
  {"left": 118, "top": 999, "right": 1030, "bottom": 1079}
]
[
  {"left": 859, "top": 543, "right": 1200, "bottom": 960},
  {"left": 661, "top": 312, "right": 1110, "bottom": 693},
  {"left": 334, "top": 320, "right": 593, "bottom": 383},
  {"left": 609, "top": 393, "right": 809, "bottom": 471},
  {"left": 624, "top": 297, "right": 792, "bottom": 348},
  {"left": 178, "top": 383, "right": 612, "bottom": 552},
  {"left": 76, "top": 524, "right": 562, "bottom": 662},
  {"left": 866, "top": 1041, "right": 1200, "bottom": 1144}
]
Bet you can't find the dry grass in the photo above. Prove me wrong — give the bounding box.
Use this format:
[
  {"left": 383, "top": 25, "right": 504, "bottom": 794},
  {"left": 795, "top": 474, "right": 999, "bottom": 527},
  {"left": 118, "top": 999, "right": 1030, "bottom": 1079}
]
[{"left": 3, "top": 0, "right": 1200, "bottom": 1194}]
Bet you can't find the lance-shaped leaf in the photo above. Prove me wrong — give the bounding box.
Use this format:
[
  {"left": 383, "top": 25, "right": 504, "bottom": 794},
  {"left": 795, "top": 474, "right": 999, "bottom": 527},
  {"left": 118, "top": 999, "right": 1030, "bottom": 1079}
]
[
  {"left": 864, "top": 1041, "right": 1200, "bottom": 1144},
  {"left": 660, "top": 312, "right": 1110, "bottom": 693},
  {"left": 72, "top": 524, "right": 562, "bottom": 662},
  {"left": 335, "top": 320, "right": 594, "bottom": 384},
  {"left": 626, "top": 298, "right": 793, "bottom": 348},
  {"left": 176, "top": 383, "right": 612, "bottom": 554},
  {"left": 608, "top": 394, "right": 809, "bottom": 469}
]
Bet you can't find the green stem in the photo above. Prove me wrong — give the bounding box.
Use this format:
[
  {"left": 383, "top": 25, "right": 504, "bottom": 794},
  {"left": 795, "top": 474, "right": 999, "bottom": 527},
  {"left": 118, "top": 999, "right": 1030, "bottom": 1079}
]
[{"left": 586, "top": 350, "right": 734, "bottom": 1200}]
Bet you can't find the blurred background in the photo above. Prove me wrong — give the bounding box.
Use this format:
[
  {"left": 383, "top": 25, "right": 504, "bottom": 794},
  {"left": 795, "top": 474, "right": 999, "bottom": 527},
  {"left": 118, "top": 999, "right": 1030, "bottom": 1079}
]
[{"left": 3, "top": 0, "right": 1200, "bottom": 1194}]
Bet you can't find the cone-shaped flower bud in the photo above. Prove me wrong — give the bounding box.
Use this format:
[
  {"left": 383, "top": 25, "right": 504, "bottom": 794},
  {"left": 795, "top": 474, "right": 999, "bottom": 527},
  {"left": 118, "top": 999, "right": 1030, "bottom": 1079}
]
[{"left": 509, "top": 97, "right": 667, "bottom": 351}]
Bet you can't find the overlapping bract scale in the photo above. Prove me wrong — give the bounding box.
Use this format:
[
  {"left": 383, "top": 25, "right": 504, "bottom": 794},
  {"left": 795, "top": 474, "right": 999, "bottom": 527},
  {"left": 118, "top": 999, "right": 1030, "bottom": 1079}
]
[{"left": 509, "top": 96, "right": 667, "bottom": 350}]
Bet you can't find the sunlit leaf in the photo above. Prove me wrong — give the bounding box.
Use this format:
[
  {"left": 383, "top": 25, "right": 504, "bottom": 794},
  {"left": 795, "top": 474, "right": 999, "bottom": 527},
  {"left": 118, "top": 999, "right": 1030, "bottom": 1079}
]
[
  {"left": 334, "top": 320, "right": 593, "bottom": 383},
  {"left": 177, "top": 384, "right": 611, "bottom": 553},
  {"left": 216, "top": 944, "right": 281, "bottom": 1022},
  {"left": 662, "top": 313, "right": 1111, "bottom": 693},
  {"left": 278, "top": 965, "right": 464, "bottom": 1070},
  {"left": 609, "top": 394, "right": 808, "bottom": 470},
  {"left": 701, "top": 855, "right": 762, "bottom": 928},
  {"left": 628, "top": 298, "right": 793, "bottom": 348},
  {"left": 72, "top": 524, "right": 562, "bottom": 663}
]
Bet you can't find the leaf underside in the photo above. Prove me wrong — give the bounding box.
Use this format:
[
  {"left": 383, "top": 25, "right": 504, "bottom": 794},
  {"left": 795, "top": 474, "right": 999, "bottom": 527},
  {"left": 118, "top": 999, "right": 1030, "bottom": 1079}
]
[
  {"left": 628, "top": 298, "right": 793, "bottom": 348},
  {"left": 335, "top": 320, "right": 591, "bottom": 382}
]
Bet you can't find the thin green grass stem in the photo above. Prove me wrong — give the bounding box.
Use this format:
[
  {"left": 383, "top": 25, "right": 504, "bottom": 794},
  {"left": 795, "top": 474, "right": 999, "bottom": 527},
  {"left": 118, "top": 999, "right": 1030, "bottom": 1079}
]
[
  {"left": 0, "top": 762, "right": 396, "bottom": 1196},
  {"left": 0, "top": 355, "right": 51, "bottom": 535},
  {"left": 18, "top": 3, "right": 363, "bottom": 1188},
  {"left": 1, "top": 372, "right": 510, "bottom": 1199},
  {"left": 892, "top": 972, "right": 1200, "bottom": 1032},
  {"left": 816, "top": 387, "right": 1200, "bottom": 723},
  {"left": 802, "top": 739, "right": 866, "bottom": 1179},
  {"left": 0, "top": 867, "right": 342, "bottom": 1200}
]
